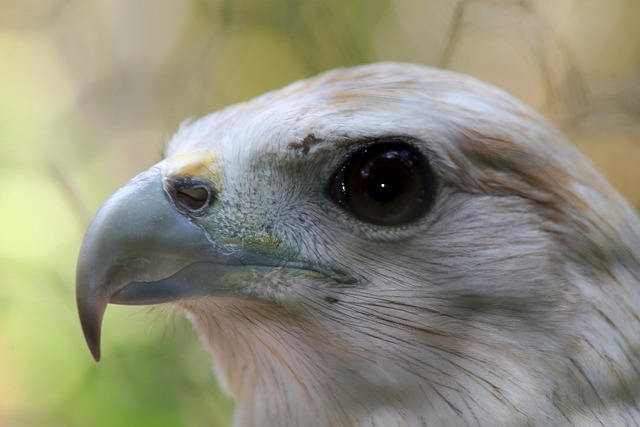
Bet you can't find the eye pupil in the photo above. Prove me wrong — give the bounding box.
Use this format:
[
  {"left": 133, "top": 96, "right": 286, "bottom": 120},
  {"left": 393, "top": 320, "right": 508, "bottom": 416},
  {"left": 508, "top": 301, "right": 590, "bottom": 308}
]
[
  {"left": 329, "top": 142, "right": 435, "bottom": 226},
  {"left": 364, "top": 164, "right": 403, "bottom": 203}
]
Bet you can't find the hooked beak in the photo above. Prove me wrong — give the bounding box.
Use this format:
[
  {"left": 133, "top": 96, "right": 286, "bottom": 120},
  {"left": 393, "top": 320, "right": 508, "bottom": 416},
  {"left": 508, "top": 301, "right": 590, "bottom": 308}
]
[
  {"left": 76, "top": 165, "right": 224, "bottom": 361},
  {"left": 77, "top": 155, "right": 355, "bottom": 362},
  {"left": 78, "top": 162, "right": 299, "bottom": 362}
]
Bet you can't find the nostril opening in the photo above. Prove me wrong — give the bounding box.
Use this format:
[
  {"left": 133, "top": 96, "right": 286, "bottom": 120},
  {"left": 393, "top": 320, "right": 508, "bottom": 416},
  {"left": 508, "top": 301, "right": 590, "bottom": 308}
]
[
  {"left": 168, "top": 178, "right": 215, "bottom": 216},
  {"left": 177, "top": 186, "right": 210, "bottom": 211}
]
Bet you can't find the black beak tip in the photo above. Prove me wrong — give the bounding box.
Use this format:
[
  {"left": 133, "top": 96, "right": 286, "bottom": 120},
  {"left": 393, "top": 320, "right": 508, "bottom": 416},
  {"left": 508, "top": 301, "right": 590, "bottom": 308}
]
[
  {"left": 77, "top": 293, "right": 106, "bottom": 363},
  {"left": 84, "top": 327, "right": 102, "bottom": 362}
]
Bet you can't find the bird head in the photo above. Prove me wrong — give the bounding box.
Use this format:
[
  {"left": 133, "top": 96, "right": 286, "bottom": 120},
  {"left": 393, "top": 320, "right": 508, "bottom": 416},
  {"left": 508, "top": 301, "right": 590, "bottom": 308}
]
[{"left": 76, "top": 63, "right": 640, "bottom": 426}]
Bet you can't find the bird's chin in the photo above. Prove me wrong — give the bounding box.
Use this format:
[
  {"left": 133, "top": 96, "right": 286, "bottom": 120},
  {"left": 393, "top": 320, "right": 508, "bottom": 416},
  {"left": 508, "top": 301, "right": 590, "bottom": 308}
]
[{"left": 79, "top": 250, "right": 356, "bottom": 361}]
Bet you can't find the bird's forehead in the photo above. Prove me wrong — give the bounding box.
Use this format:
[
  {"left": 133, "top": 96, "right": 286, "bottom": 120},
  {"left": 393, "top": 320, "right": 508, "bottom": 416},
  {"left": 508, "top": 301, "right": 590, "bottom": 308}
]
[
  {"left": 165, "top": 64, "right": 475, "bottom": 157},
  {"left": 166, "top": 64, "right": 546, "bottom": 158}
]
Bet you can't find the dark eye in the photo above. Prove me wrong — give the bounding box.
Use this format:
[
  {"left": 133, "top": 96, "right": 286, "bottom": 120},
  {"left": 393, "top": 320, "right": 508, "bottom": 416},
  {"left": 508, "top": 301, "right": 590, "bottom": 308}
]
[
  {"left": 167, "top": 177, "right": 215, "bottom": 216},
  {"left": 328, "top": 142, "right": 436, "bottom": 225}
]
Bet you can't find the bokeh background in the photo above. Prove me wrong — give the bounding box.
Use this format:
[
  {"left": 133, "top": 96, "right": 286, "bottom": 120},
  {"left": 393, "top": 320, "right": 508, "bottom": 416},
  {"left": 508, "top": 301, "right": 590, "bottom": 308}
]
[{"left": 1, "top": 0, "right": 639, "bottom": 426}]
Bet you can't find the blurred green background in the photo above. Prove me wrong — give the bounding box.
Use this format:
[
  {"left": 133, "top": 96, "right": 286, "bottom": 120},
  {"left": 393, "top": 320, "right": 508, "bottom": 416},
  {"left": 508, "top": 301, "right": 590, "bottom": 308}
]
[{"left": 1, "top": 0, "right": 638, "bottom": 426}]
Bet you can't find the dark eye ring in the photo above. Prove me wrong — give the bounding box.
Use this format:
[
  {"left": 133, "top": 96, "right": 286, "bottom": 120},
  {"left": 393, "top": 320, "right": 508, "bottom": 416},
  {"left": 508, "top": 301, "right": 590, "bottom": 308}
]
[{"left": 328, "top": 141, "right": 436, "bottom": 226}]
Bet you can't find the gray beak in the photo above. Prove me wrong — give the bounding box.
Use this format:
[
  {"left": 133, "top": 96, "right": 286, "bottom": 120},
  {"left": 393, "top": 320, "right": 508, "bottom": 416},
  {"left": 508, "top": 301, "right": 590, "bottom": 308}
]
[
  {"left": 76, "top": 166, "right": 258, "bottom": 361},
  {"left": 77, "top": 158, "right": 355, "bottom": 361}
]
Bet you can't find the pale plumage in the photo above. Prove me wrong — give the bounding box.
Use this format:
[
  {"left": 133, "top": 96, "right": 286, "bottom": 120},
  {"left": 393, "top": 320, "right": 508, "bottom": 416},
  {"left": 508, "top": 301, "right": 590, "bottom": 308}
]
[{"left": 77, "top": 63, "right": 640, "bottom": 426}]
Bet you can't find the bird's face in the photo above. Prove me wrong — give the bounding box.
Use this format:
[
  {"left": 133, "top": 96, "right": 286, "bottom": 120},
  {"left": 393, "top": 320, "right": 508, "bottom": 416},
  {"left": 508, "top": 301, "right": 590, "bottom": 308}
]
[{"left": 77, "top": 64, "right": 639, "bottom": 426}]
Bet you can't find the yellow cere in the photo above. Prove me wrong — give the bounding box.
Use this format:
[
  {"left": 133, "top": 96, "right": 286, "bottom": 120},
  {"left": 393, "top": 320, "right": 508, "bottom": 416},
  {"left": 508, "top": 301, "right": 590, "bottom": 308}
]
[{"left": 163, "top": 152, "right": 223, "bottom": 192}]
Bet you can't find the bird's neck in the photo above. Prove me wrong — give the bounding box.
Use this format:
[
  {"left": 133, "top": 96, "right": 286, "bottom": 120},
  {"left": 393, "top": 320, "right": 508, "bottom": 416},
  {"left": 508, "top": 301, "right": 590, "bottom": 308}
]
[
  {"left": 182, "top": 298, "right": 429, "bottom": 427},
  {"left": 182, "top": 297, "right": 564, "bottom": 427},
  {"left": 181, "top": 283, "right": 640, "bottom": 427}
]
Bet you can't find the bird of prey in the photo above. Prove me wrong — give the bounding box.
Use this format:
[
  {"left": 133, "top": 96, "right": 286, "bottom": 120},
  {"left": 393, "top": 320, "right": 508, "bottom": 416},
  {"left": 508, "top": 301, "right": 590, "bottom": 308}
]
[{"left": 76, "top": 63, "right": 640, "bottom": 426}]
